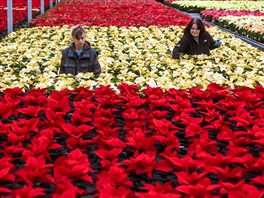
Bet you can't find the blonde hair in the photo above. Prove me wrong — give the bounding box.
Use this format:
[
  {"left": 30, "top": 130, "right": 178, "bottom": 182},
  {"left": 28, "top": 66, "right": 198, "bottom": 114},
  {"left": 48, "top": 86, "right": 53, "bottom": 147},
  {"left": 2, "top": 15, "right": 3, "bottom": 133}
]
[{"left": 71, "top": 25, "right": 85, "bottom": 39}]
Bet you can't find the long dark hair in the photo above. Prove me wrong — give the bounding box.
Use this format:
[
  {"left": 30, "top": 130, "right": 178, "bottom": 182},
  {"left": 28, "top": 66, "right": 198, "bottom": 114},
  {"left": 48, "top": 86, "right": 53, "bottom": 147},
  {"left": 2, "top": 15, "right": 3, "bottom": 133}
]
[{"left": 184, "top": 18, "right": 205, "bottom": 36}]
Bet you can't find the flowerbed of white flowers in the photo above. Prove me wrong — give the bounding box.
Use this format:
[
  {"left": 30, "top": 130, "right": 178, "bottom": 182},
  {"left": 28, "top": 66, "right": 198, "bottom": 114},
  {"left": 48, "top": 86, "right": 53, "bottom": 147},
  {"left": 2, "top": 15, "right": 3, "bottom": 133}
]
[
  {"left": 171, "top": 0, "right": 264, "bottom": 42},
  {"left": 216, "top": 15, "right": 264, "bottom": 42},
  {"left": 171, "top": 1, "right": 264, "bottom": 12},
  {"left": 0, "top": 25, "right": 263, "bottom": 91}
]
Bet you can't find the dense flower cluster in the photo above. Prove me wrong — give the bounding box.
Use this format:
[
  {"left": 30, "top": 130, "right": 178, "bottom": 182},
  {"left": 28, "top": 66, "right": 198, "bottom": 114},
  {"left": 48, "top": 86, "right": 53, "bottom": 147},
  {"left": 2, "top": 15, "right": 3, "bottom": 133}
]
[
  {"left": 171, "top": 1, "right": 264, "bottom": 12},
  {"left": 1, "top": 0, "right": 264, "bottom": 197},
  {"left": 0, "top": 83, "right": 264, "bottom": 197},
  {"left": 0, "top": 0, "right": 55, "bottom": 8},
  {"left": 31, "top": 0, "right": 190, "bottom": 27},
  {"left": 216, "top": 16, "right": 264, "bottom": 43},
  {"left": 0, "top": 0, "right": 56, "bottom": 33},
  {"left": 201, "top": 9, "right": 264, "bottom": 22},
  {"left": 0, "top": 25, "right": 263, "bottom": 90},
  {"left": 0, "top": 10, "right": 36, "bottom": 32},
  {"left": 170, "top": 0, "right": 264, "bottom": 42}
]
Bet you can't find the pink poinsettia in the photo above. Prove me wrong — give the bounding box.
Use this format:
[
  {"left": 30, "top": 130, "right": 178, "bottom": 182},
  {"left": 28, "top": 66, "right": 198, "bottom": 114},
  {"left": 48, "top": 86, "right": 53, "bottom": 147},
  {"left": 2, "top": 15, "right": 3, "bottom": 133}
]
[{"left": 201, "top": 9, "right": 264, "bottom": 22}]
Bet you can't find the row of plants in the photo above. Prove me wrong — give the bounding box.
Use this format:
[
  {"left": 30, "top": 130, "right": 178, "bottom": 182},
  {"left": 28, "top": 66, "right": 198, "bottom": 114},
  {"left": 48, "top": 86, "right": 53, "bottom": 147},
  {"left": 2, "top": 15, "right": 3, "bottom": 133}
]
[
  {"left": 171, "top": 1, "right": 264, "bottom": 13},
  {"left": 30, "top": 0, "right": 190, "bottom": 27},
  {"left": 201, "top": 10, "right": 264, "bottom": 22},
  {"left": 0, "top": 83, "right": 264, "bottom": 197},
  {"left": 170, "top": 0, "right": 264, "bottom": 43},
  {"left": 0, "top": 0, "right": 57, "bottom": 38},
  {"left": 0, "top": 0, "right": 56, "bottom": 8},
  {"left": 216, "top": 15, "right": 264, "bottom": 43},
  {"left": 1, "top": 0, "right": 264, "bottom": 197},
  {"left": 0, "top": 25, "right": 263, "bottom": 91},
  {"left": 0, "top": 9, "right": 38, "bottom": 34}
]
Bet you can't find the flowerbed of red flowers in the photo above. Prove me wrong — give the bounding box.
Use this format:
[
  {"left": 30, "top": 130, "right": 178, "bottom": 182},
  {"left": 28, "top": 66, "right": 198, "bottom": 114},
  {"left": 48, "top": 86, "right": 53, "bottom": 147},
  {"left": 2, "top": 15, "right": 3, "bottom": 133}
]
[
  {"left": 201, "top": 9, "right": 264, "bottom": 22},
  {"left": 1, "top": 83, "right": 264, "bottom": 197},
  {"left": 0, "top": 10, "right": 34, "bottom": 33},
  {"left": 0, "top": 0, "right": 56, "bottom": 33},
  {"left": 0, "top": 0, "right": 55, "bottom": 8},
  {"left": 31, "top": 0, "right": 191, "bottom": 27}
]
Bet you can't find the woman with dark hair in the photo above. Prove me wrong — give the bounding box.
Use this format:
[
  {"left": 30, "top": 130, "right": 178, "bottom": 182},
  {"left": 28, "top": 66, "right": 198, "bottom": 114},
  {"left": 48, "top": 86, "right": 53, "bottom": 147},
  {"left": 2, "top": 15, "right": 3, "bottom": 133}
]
[
  {"left": 172, "top": 18, "right": 222, "bottom": 59},
  {"left": 60, "top": 25, "right": 101, "bottom": 77}
]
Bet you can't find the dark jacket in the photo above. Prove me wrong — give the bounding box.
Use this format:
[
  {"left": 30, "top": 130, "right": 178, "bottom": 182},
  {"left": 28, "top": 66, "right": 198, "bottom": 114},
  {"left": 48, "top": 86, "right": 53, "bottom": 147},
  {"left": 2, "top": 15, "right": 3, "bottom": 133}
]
[
  {"left": 172, "top": 31, "right": 218, "bottom": 59},
  {"left": 60, "top": 41, "right": 101, "bottom": 76}
]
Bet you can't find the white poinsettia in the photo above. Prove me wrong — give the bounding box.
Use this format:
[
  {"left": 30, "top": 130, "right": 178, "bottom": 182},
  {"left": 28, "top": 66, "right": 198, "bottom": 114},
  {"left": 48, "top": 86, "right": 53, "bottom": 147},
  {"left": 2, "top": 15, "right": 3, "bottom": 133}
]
[
  {"left": 172, "top": 1, "right": 264, "bottom": 12},
  {"left": 0, "top": 25, "right": 263, "bottom": 91},
  {"left": 218, "top": 15, "right": 264, "bottom": 34}
]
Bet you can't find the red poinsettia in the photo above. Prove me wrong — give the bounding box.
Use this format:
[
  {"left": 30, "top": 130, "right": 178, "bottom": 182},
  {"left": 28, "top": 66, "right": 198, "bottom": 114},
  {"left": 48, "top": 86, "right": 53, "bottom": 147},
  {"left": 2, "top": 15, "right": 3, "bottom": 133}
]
[
  {"left": 121, "top": 93, "right": 147, "bottom": 109},
  {"left": 156, "top": 154, "right": 204, "bottom": 172},
  {"left": 95, "top": 126, "right": 120, "bottom": 140},
  {"left": 93, "top": 108, "right": 118, "bottom": 130},
  {"left": 165, "top": 89, "right": 193, "bottom": 116},
  {"left": 211, "top": 166, "right": 243, "bottom": 181},
  {"left": 123, "top": 153, "right": 156, "bottom": 177},
  {"left": 175, "top": 171, "right": 217, "bottom": 197},
  {"left": 45, "top": 109, "right": 66, "bottom": 126},
  {"left": 96, "top": 166, "right": 133, "bottom": 197},
  {"left": 1, "top": 144, "right": 26, "bottom": 158},
  {"left": 8, "top": 185, "right": 45, "bottom": 198},
  {"left": 188, "top": 137, "right": 220, "bottom": 158},
  {"left": 96, "top": 183, "right": 133, "bottom": 198},
  {"left": 219, "top": 181, "right": 262, "bottom": 198},
  {"left": 61, "top": 123, "right": 94, "bottom": 139},
  {"left": 71, "top": 100, "right": 96, "bottom": 124},
  {"left": 54, "top": 149, "right": 93, "bottom": 183},
  {"left": 93, "top": 85, "right": 124, "bottom": 107},
  {"left": 0, "top": 122, "right": 12, "bottom": 135},
  {"left": 22, "top": 134, "right": 62, "bottom": 161},
  {"left": 136, "top": 182, "right": 179, "bottom": 198},
  {"left": 22, "top": 88, "right": 48, "bottom": 107},
  {"left": 125, "top": 127, "right": 156, "bottom": 156},
  {"left": 53, "top": 177, "right": 86, "bottom": 198},
  {"left": 94, "top": 136, "right": 127, "bottom": 149},
  {"left": 18, "top": 105, "right": 44, "bottom": 117},
  {"left": 31, "top": 2, "right": 190, "bottom": 27},
  {"left": 149, "top": 118, "right": 179, "bottom": 136},
  {"left": 0, "top": 101, "right": 15, "bottom": 119},
  {"left": 46, "top": 97, "right": 71, "bottom": 116},
  {"left": 66, "top": 137, "right": 92, "bottom": 150},
  {"left": 176, "top": 183, "right": 217, "bottom": 198},
  {"left": 122, "top": 108, "right": 148, "bottom": 130},
  {"left": 8, "top": 118, "right": 40, "bottom": 144},
  {"left": 0, "top": 157, "right": 15, "bottom": 182},
  {"left": 153, "top": 133, "right": 180, "bottom": 153},
  {"left": 172, "top": 112, "right": 203, "bottom": 127},
  {"left": 95, "top": 148, "right": 123, "bottom": 169},
  {"left": 252, "top": 109, "right": 264, "bottom": 127},
  {"left": 96, "top": 166, "right": 133, "bottom": 187},
  {"left": 16, "top": 156, "right": 54, "bottom": 185},
  {"left": 229, "top": 109, "right": 255, "bottom": 128}
]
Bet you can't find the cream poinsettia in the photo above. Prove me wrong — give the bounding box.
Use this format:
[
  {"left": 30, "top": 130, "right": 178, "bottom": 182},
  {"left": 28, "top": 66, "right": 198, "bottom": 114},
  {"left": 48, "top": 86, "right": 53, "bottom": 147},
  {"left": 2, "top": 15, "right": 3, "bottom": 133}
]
[{"left": 0, "top": 25, "right": 263, "bottom": 91}]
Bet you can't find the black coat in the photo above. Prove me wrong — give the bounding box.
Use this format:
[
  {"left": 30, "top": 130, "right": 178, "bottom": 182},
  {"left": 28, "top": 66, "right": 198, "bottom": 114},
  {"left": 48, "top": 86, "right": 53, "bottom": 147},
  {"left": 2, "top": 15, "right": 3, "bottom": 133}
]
[
  {"left": 172, "top": 31, "right": 217, "bottom": 59},
  {"left": 60, "top": 41, "right": 101, "bottom": 76}
]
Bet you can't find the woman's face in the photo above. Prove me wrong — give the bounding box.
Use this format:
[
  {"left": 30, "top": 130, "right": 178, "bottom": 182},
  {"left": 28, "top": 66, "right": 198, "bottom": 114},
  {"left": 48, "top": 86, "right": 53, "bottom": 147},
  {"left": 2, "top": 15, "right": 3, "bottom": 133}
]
[
  {"left": 72, "top": 32, "right": 85, "bottom": 50},
  {"left": 190, "top": 24, "right": 200, "bottom": 38}
]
